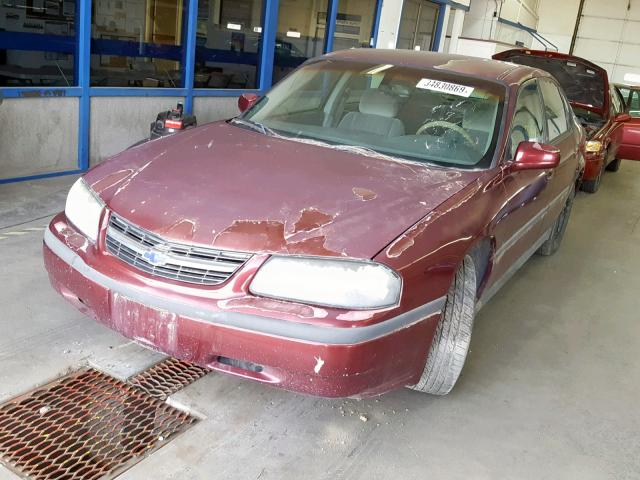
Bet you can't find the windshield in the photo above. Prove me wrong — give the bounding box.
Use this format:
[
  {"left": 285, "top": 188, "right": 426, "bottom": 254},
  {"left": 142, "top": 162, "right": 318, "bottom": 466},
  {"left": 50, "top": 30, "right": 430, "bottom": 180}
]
[{"left": 238, "top": 60, "right": 505, "bottom": 168}]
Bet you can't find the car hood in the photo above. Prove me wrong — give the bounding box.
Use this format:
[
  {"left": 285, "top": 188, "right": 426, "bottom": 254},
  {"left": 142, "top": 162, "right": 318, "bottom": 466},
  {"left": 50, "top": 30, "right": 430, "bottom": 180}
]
[
  {"left": 493, "top": 49, "right": 608, "bottom": 115},
  {"left": 84, "top": 122, "right": 482, "bottom": 259}
]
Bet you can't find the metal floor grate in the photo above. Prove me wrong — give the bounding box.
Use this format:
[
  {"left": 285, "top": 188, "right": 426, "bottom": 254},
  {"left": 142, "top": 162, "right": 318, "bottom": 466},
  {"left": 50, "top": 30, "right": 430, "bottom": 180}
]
[
  {"left": 0, "top": 364, "right": 203, "bottom": 480},
  {"left": 128, "top": 358, "right": 210, "bottom": 401}
]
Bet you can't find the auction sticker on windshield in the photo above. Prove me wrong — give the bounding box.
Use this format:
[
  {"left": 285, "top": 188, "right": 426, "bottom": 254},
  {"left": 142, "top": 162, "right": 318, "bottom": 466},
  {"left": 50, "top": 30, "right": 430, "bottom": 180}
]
[{"left": 416, "top": 78, "right": 474, "bottom": 97}]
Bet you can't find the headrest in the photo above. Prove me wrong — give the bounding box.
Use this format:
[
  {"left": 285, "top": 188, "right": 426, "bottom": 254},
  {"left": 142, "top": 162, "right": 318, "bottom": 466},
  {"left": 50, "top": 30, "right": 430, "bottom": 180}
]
[{"left": 358, "top": 89, "right": 401, "bottom": 117}]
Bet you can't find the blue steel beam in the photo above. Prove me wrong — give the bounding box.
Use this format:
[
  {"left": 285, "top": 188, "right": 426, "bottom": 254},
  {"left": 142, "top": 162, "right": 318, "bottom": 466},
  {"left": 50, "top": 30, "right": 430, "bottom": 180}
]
[
  {"left": 76, "top": 0, "right": 92, "bottom": 171},
  {"left": 323, "top": 0, "right": 339, "bottom": 53},
  {"left": 431, "top": 4, "right": 447, "bottom": 52},
  {"left": 371, "top": 0, "right": 384, "bottom": 47},
  {"left": 183, "top": 0, "right": 199, "bottom": 113},
  {"left": 258, "top": 0, "right": 280, "bottom": 92}
]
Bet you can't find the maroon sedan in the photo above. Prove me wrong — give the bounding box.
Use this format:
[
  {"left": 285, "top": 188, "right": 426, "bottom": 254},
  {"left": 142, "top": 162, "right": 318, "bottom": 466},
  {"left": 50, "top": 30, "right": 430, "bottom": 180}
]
[
  {"left": 44, "top": 50, "right": 583, "bottom": 398},
  {"left": 494, "top": 49, "right": 640, "bottom": 192}
]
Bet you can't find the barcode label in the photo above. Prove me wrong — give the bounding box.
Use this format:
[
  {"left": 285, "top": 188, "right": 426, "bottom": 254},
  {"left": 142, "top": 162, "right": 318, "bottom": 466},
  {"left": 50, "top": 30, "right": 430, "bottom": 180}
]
[{"left": 416, "top": 78, "right": 475, "bottom": 97}]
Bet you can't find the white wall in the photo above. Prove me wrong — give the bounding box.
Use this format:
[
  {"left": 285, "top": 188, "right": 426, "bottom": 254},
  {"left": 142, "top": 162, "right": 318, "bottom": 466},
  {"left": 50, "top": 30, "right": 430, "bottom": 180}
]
[
  {"left": 0, "top": 98, "right": 78, "bottom": 179},
  {"left": 375, "top": 0, "right": 404, "bottom": 49},
  {"left": 533, "top": 0, "right": 581, "bottom": 53},
  {"left": 572, "top": 0, "right": 640, "bottom": 84},
  {"left": 462, "top": 0, "right": 539, "bottom": 48},
  {"left": 90, "top": 97, "right": 184, "bottom": 164}
]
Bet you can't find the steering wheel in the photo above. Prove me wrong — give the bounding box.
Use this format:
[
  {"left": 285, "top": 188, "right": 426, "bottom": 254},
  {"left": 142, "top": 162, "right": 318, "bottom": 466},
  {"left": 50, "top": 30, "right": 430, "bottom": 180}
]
[{"left": 416, "top": 120, "right": 477, "bottom": 149}]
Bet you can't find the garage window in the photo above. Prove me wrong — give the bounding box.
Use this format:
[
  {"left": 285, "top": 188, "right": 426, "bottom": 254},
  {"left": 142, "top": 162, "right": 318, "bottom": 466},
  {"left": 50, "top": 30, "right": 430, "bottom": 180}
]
[
  {"left": 539, "top": 79, "right": 569, "bottom": 140},
  {"left": 194, "top": 0, "right": 264, "bottom": 89},
  {"left": 328, "top": 0, "right": 379, "bottom": 51},
  {"left": 0, "top": 3, "right": 76, "bottom": 86},
  {"left": 272, "top": 0, "right": 330, "bottom": 85},
  {"left": 90, "top": 0, "right": 186, "bottom": 87}
]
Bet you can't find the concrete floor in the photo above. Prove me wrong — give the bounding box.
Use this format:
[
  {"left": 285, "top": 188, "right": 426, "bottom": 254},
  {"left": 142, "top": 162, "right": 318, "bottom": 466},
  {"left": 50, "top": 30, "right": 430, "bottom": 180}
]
[{"left": 1, "top": 163, "right": 639, "bottom": 480}]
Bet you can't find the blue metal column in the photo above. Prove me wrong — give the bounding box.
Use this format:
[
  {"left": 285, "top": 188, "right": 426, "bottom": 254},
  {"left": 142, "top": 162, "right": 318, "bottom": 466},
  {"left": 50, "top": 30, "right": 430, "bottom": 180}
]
[
  {"left": 77, "top": 0, "right": 92, "bottom": 171},
  {"left": 431, "top": 4, "right": 445, "bottom": 51},
  {"left": 323, "top": 0, "right": 339, "bottom": 53},
  {"left": 431, "top": 1, "right": 450, "bottom": 52},
  {"left": 370, "top": 0, "right": 384, "bottom": 48},
  {"left": 183, "top": 0, "right": 199, "bottom": 113},
  {"left": 257, "top": 0, "right": 280, "bottom": 92}
]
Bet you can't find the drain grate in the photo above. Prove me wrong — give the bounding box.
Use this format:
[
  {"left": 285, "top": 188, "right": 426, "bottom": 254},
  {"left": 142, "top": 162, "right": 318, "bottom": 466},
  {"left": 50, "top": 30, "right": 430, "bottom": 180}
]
[
  {"left": 0, "top": 368, "right": 197, "bottom": 480},
  {"left": 128, "top": 358, "right": 210, "bottom": 400}
]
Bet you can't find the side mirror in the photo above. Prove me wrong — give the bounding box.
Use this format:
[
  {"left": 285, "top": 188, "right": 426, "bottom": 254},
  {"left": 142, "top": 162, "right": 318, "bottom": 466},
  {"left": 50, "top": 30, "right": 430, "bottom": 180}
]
[
  {"left": 238, "top": 93, "right": 259, "bottom": 113},
  {"left": 615, "top": 112, "right": 631, "bottom": 123},
  {"left": 512, "top": 141, "right": 560, "bottom": 171}
]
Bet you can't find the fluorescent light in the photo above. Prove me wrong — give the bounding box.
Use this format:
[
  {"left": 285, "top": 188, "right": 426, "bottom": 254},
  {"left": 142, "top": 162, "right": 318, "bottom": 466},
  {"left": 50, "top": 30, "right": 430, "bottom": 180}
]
[
  {"left": 624, "top": 72, "right": 640, "bottom": 84},
  {"left": 253, "top": 26, "right": 262, "bottom": 33},
  {"left": 414, "top": 45, "right": 421, "bottom": 51},
  {"left": 364, "top": 64, "right": 393, "bottom": 75},
  {"left": 226, "top": 23, "right": 241, "bottom": 30},
  {"left": 286, "top": 30, "right": 301, "bottom": 38}
]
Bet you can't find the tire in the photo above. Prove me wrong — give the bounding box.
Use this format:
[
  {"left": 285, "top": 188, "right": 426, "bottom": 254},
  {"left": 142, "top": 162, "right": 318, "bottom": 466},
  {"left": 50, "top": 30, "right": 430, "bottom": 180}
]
[
  {"left": 606, "top": 158, "right": 621, "bottom": 172},
  {"left": 409, "top": 256, "right": 476, "bottom": 396},
  {"left": 538, "top": 188, "right": 575, "bottom": 256},
  {"left": 581, "top": 161, "right": 604, "bottom": 193}
]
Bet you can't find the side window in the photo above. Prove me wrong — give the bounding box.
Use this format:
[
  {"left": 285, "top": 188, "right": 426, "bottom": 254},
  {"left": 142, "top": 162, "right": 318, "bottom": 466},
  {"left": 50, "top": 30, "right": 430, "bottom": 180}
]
[
  {"left": 630, "top": 90, "right": 640, "bottom": 117},
  {"left": 539, "top": 79, "right": 569, "bottom": 140},
  {"left": 509, "top": 80, "right": 545, "bottom": 158},
  {"left": 618, "top": 87, "right": 631, "bottom": 108}
]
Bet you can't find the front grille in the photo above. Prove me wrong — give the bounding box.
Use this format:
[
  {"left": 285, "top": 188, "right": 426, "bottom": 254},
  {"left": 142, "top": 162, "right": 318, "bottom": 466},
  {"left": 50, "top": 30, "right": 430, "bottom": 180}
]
[{"left": 106, "top": 213, "right": 251, "bottom": 286}]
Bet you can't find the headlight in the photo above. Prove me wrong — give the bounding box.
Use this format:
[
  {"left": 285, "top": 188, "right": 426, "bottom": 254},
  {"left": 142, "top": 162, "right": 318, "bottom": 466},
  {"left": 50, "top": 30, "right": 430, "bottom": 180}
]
[
  {"left": 249, "top": 256, "right": 401, "bottom": 310},
  {"left": 585, "top": 140, "right": 603, "bottom": 153},
  {"left": 65, "top": 178, "right": 104, "bottom": 242}
]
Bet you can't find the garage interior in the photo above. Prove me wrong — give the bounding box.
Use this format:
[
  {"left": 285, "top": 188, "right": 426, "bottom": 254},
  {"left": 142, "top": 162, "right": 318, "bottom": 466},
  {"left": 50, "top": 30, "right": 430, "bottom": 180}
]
[{"left": 1, "top": 0, "right": 640, "bottom": 479}]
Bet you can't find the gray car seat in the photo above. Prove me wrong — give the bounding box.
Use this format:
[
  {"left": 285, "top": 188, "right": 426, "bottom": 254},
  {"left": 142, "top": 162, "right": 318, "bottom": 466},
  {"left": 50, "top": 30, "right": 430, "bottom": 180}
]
[{"left": 338, "top": 89, "right": 405, "bottom": 137}]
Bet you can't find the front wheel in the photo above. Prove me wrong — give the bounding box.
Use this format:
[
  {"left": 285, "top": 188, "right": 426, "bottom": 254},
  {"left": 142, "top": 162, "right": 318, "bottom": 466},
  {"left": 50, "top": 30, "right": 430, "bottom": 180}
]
[
  {"left": 606, "top": 158, "right": 621, "bottom": 172},
  {"left": 538, "top": 188, "right": 575, "bottom": 256},
  {"left": 409, "top": 256, "right": 476, "bottom": 396}
]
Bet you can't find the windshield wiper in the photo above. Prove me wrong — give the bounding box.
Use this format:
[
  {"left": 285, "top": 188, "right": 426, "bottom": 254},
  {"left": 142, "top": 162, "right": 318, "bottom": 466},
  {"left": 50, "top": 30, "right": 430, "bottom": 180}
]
[
  {"left": 229, "top": 118, "right": 276, "bottom": 136},
  {"left": 283, "top": 137, "right": 423, "bottom": 164},
  {"left": 332, "top": 144, "right": 401, "bottom": 162}
]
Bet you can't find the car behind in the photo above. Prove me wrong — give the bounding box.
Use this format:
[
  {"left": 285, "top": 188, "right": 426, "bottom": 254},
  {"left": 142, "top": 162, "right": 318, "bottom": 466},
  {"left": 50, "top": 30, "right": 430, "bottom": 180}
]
[{"left": 494, "top": 49, "right": 640, "bottom": 192}]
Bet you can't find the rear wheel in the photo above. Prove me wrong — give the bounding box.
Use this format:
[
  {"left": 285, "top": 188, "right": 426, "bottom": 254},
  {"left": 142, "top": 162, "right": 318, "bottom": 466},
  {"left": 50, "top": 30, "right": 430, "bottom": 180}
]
[
  {"left": 606, "top": 158, "right": 621, "bottom": 172},
  {"left": 538, "top": 188, "right": 575, "bottom": 256},
  {"left": 409, "top": 256, "right": 476, "bottom": 396}
]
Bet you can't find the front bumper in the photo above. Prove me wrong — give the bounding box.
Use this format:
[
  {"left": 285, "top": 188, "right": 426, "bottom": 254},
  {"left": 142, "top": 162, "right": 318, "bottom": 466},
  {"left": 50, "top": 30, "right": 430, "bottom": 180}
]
[{"left": 43, "top": 215, "right": 444, "bottom": 398}]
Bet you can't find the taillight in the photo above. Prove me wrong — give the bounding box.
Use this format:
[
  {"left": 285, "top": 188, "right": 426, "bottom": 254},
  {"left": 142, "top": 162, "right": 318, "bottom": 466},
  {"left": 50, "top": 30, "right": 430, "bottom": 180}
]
[{"left": 164, "top": 119, "right": 183, "bottom": 129}]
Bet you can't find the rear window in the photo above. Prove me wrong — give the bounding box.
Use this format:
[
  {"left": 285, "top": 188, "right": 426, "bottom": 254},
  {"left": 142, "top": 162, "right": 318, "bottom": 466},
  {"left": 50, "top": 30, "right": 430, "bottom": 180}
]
[{"left": 501, "top": 54, "right": 605, "bottom": 109}]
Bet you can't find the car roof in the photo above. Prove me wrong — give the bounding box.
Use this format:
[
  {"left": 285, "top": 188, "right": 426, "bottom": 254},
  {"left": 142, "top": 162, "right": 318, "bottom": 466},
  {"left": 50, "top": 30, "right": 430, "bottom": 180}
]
[
  {"left": 322, "top": 49, "right": 543, "bottom": 84},
  {"left": 615, "top": 83, "right": 640, "bottom": 90}
]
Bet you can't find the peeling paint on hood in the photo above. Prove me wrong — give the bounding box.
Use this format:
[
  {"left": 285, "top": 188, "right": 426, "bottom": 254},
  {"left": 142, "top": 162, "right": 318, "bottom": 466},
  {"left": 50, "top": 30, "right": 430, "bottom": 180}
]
[{"left": 84, "top": 122, "right": 483, "bottom": 259}]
